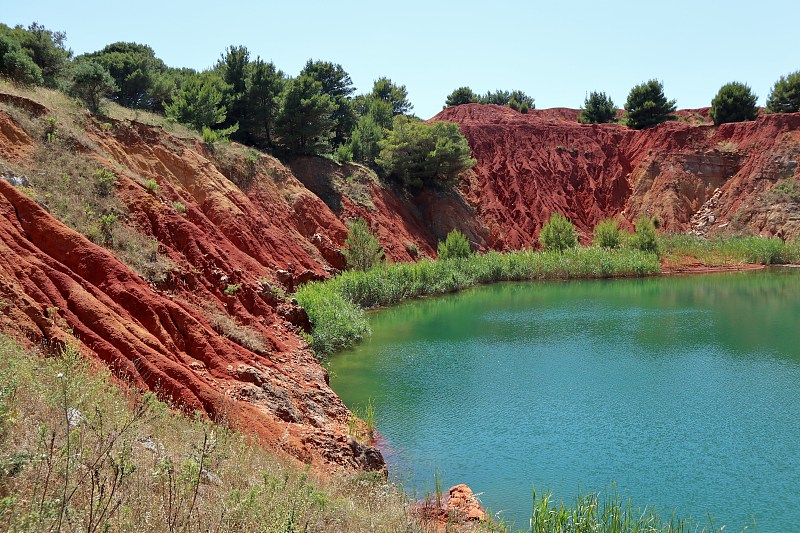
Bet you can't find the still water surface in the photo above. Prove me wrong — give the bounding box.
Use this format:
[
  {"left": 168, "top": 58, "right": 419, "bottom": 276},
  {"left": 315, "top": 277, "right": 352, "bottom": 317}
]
[{"left": 329, "top": 269, "right": 800, "bottom": 531}]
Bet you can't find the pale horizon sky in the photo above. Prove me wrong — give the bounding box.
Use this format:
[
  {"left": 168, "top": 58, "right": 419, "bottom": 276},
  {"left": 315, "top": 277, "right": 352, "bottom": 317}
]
[{"left": 4, "top": 1, "right": 799, "bottom": 119}]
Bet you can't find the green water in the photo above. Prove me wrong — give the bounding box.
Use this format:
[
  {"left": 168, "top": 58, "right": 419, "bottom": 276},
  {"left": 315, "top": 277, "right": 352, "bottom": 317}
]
[{"left": 329, "top": 269, "right": 800, "bottom": 531}]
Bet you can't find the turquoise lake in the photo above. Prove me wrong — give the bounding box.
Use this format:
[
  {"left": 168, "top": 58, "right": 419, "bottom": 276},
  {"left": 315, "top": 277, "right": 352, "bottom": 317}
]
[{"left": 328, "top": 269, "right": 800, "bottom": 531}]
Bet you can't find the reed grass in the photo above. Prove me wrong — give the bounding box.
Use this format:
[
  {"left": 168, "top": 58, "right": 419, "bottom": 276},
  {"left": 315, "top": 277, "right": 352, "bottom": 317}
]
[
  {"left": 295, "top": 247, "right": 660, "bottom": 357},
  {"left": 529, "top": 486, "right": 745, "bottom": 533}
]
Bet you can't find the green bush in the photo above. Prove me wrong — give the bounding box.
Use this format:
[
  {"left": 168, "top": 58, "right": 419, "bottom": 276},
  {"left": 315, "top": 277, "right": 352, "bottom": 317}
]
[
  {"left": 579, "top": 91, "right": 617, "bottom": 124},
  {"left": 630, "top": 215, "right": 660, "bottom": 255},
  {"left": 437, "top": 229, "right": 471, "bottom": 259},
  {"left": 444, "top": 86, "right": 479, "bottom": 107},
  {"left": 93, "top": 168, "right": 117, "bottom": 197},
  {"left": 144, "top": 178, "right": 159, "bottom": 195},
  {"left": 69, "top": 59, "right": 118, "bottom": 113},
  {"left": 342, "top": 218, "right": 384, "bottom": 271},
  {"left": 624, "top": 80, "right": 677, "bottom": 129},
  {"left": 766, "top": 70, "right": 800, "bottom": 114},
  {"left": 539, "top": 213, "right": 578, "bottom": 252},
  {"left": 376, "top": 116, "right": 475, "bottom": 189},
  {"left": 710, "top": 82, "right": 758, "bottom": 125},
  {"left": 593, "top": 218, "right": 622, "bottom": 249}
]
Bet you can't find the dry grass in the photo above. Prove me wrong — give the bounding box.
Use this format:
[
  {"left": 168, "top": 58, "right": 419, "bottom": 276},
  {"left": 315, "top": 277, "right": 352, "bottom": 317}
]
[
  {"left": 0, "top": 83, "right": 175, "bottom": 284},
  {"left": 202, "top": 303, "right": 268, "bottom": 354},
  {"left": 0, "top": 336, "right": 441, "bottom": 532}
]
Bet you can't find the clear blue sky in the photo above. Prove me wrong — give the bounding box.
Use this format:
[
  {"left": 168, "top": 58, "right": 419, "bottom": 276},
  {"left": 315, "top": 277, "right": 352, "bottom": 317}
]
[{"left": 4, "top": 1, "right": 799, "bottom": 119}]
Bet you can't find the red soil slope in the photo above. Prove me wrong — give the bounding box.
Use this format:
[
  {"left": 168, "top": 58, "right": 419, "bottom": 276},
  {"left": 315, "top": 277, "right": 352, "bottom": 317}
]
[
  {"left": 435, "top": 104, "right": 800, "bottom": 245},
  {"left": 1, "top": 92, "right": 799, "bottom": 472}
]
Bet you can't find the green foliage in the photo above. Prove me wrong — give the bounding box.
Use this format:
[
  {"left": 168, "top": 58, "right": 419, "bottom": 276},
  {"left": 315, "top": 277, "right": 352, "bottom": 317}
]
[
  {"left": 579, "top": 91, "right": 617, "bottom": 124},
  {"left": 710, "top": 82, "right": 758, "bottom": 125},
  {"left": 144, "top": 178, "right": 159, "bottom": 195},
  {"left": 437, "top": 229, "right": 471, "bottom": 259},
  {"left": 377, "top": 116, "right": 476, "bottom": 189},
  {"left": 165, "top": 71, "right": 229, "bottom": 131},
  {"left": 593, "top": 218, "right": 622, "bottom": 249},
  {"left": 14, "top": 22, "right": 71, "bottom": 88},
  {"left": 173, "top": 201, "right": 187, "bottom": 216},
  {"left": 539, "top": 213, "right": 578, "bottom": 252},
  {"left": 660, "top": 233, "right": 799, "bottom": 266},
  {"left": 243, "top": 58, "right": 284, "bottom": 147},
  {"left": 371, "top": 77, "right": 412, "bottom": 115},
  {"left": 445, "top": 86, "right": 479, "bottom": 107},
  {"left": 530, "top": 485, "right": 725, "bottom": 533},
  {"left": 481, "top": 89, "right": 535, "bottom": 109},
  {"left": 81, "top": 42, "right": 169, "bottom": 110},
  {"left": 0, "top": 34, "right": 43, "bottom": 85},
  {"left": 334, "top": 143, "right": 353, "bottom": 164},
  {"left": 295, "top": 247, "right": 660, "bottom": 357},
  {"left": 630, "top": 215, "right": 660, "bottom": 254},
  {"left": 275, "top": 74, "right": 335, "bottom": 154},
  {"left": 342, "top": 218, "right": 384, "bottom": 271},
  {"left": 765, "top": 70, "right": 800, "bottom": 114},
  {"left": 350, "top": 113, "right": 385, "bottom": 163},
  {"left": 301, "top": 60, "right": 355, "bottom": 148},
  {"left": 215, "top": 45, "right": 250, "bottom": 135},
  {"left": 624, "top": 79, "right": 677, "bottom": 129},
  {"left": 93, "top": 168, "right": 117, "bottom": 197},
  {"left": 520, "top": 101, "right": 529, "bottom": 114},
  {"left": 68, "top": 59, "right": 118, "bottom": 113},
  {"left": 224, "top": 283, "right": 242, "bottom": 295},
  {"left": 97, "top": 213, "right": 119, "bottom": 242}
]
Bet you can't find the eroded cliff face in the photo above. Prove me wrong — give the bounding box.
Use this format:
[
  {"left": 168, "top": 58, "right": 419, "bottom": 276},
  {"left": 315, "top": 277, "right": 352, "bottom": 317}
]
[
  {"left": 1, "top": 93, "right": 799, "bottom": 470},
  {"left": 436, "top": 104, "right": 800, "bottom": 243}
]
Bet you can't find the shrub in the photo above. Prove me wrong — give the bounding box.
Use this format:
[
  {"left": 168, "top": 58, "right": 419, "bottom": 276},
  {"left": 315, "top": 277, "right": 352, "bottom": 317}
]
[
  {"left": 766, "top": 70, "right": 800, "bottom": 114},
  {"left": 144, "top": 178, "right": 159, "bottom": 195},
  {"left": 624, "top": 80, "right": 677, "bottom": 129},
  {"left": 579, "top": 91, "right": 617, "bottom": 124},
  {"left": 93, "top": 168, "right": 117, "bottom": 197},
  {"left": 593, "top": 218, "right": 622, "bottom": 249},
  {"left": 539, "top": 213, "right": 578, "bottom": 252},
  {"left": 69, "top": 59, "right": 118, "bottom": 113},
  {"left": 437, "top": 229, "right": 471, "bottom": 259},
  {"left": 444, "top": 86, "right": 479, "bottom": 107},
  {"left": 377, "top": 116, "right": 475, "bottom": 189},
  {"left": 520, "top": 101, "right": 529, "bottom": 114},
  {"left": 710, "top": 82, "right": 758, "bottom": 125},
  {"left": 1, "top": 48, "right": 44, "bottom": 85},
  {"left": 98, "top": 213, "right": 118, "bottom": 243},
  {"left": 223, "top": 283, "right": 242, "bottom": 295},
  {"left": 342, "top": 218, "right": 384, "bottom": 271},
  {"left": 173, "top": 201, "right": 187, "bottom": 216},
  {"left": 630, "top": 215, "right": 660, "bottom": 254},
  {"left": 0, "top": 33, "right": 44, "bottom": 85}
]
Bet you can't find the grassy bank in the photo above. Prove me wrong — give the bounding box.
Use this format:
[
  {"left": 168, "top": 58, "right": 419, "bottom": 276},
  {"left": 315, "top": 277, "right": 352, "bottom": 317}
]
[
  {"left": 0, "top": 337, "right": 435, "bottom": 532},
  {"left": 660, "top": 233, "right": 800, "bottom": 266},
  {"left": 295, "top": 247, "right": 660, "bottom": 357}
]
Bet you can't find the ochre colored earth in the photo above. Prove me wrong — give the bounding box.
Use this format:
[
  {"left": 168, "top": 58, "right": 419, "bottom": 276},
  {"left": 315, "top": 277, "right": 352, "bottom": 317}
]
[{"left": 1, "top": 93, "right": 799, "bottom": 470}]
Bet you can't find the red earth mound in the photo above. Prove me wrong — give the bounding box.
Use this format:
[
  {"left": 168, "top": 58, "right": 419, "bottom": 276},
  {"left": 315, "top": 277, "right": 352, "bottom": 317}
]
[{"left": 435, "top": 104, "right": 800, "bottom": 245}]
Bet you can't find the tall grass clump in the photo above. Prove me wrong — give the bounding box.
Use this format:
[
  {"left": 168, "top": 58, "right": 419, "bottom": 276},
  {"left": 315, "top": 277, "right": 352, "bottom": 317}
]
[
  {"left": 296, "top": 247, "right": 659, "bottom": 357},
  {"left": 0, "top": 336, "right": 430, "bottom": 532},
  {"left": 530, "top": 486, "right": 730, "bottom": 533},
  {"left": 660, "top": 233, "right": 800, "bottom": 266}
]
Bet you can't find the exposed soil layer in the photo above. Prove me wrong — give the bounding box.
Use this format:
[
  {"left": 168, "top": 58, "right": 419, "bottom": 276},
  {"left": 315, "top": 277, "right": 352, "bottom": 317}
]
[
  {"left": 436, "top": 104, "right": 800, "bottom": 245},
  {"left": 1, "top": 93, "right": 799, "bottom": 470}
]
